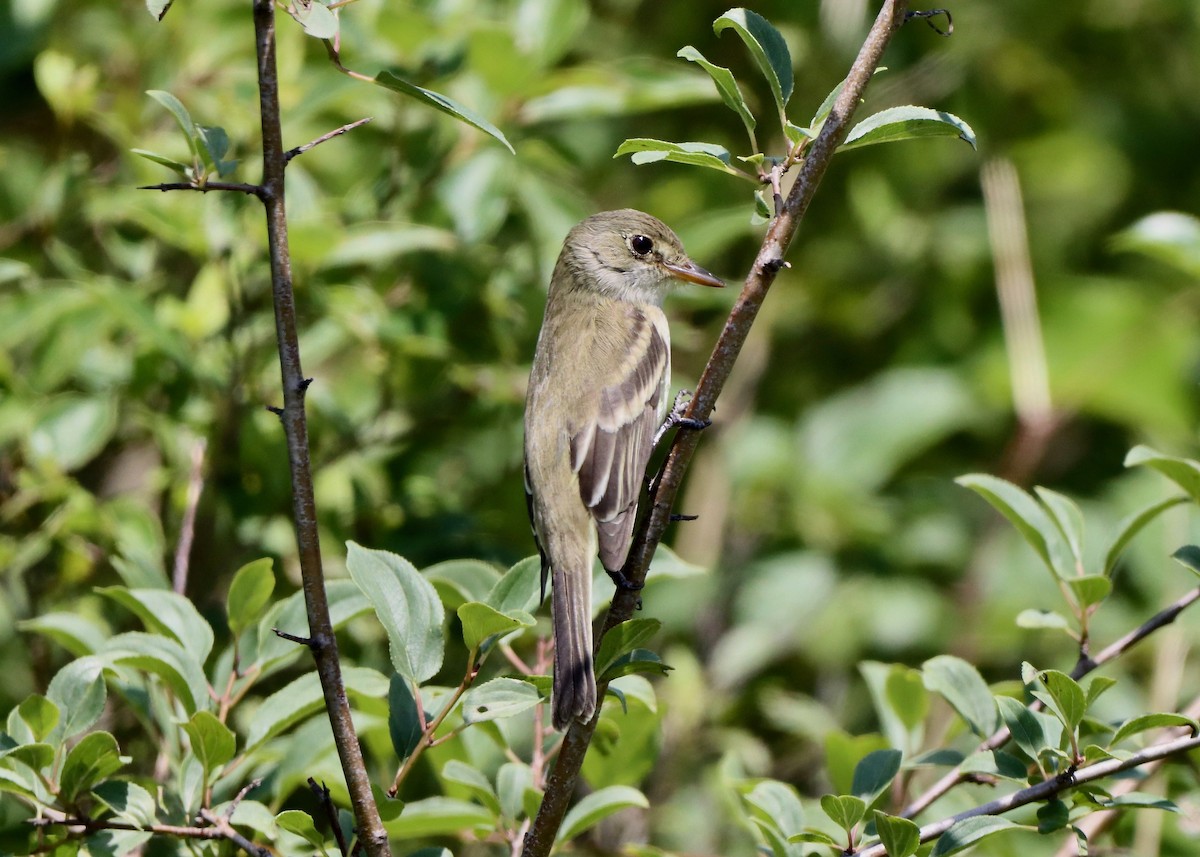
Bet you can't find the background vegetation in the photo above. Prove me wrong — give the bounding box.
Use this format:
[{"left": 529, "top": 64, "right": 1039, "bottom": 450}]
[{"left": 3, "top": 0, "right": 1200, "bottom": 854}]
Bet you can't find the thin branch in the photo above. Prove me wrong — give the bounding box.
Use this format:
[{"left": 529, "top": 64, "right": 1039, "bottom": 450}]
[
  {"left": 852, "top": 729, "right": 1200, "bottom": 857},
  {"left": 389, "top": 662, "right": 479, "bottom": 796},
  {"left": 250, "top": 0, "right": 387, "bottom": 853},
  {"left": 902, "top": 584, "right": 1200, "bottom": 818},
  {"left": 172, "top": 436, "right": 207, "bottom": 594},
  {"left": 309, "top": 777, "right": 351, "bottom": 857},
  {"left": 285, "top": 117, "right": 373, "bottom": 162},
  {"left": 198, "top": 808, "right": 273, "bottom": 857},
  {"left": 522, "top": 2, "right": 912, "bottom": 853},
  {"left": 31, "top": 811, "right": 270, "bottom": 857},
  {"left": 139, "top": 181, "right": 263, "bottom": 195}
]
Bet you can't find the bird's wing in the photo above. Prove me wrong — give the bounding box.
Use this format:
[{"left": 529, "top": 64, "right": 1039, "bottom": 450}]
[{"left": 569, "top": 307, "right": 668, "bottom": 570}]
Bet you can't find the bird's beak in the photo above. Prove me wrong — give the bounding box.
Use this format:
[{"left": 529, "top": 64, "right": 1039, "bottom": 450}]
[{"left": 663, "top": 259, "right": 724, "bottom": 288}]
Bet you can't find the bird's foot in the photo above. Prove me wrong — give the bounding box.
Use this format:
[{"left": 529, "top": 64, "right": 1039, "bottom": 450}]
[{"left": 653, "top": 390, "right": 711, "bottom": 446}]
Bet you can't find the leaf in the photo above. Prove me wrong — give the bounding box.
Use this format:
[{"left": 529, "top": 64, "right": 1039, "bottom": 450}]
[
  {"left": 441, "top": 760, "right": 501, "bottom": 816},
  {"left": 713, "top": 8, "right": 793, "bottom": 119},
  {"left": 996, "top": 695, "right": 1062, "bottom": 760},
  {"left": 426, "top": 559, "right": 502, "bottom": 608},
  {"left": 1066, "top": 575, "right": 1112, "bottom": 609},
  {"left": 384, "top": 797, "right": 493, "bottom": 838},
  {"left": 97, "top": 587, "right": 214, "bottom": 663},
  {"left": 1112, "top": 211, "right": 1200, "bottom": 278},
  {"left": 145, "top": 0, "right": 173, "bottom": 21},
  {"left": 1034, "top": 487, "right": 1085, "bottom": 572},
  {"left": 594, "top": 618, "right": 662, "bottom": 678},
  {"left": 17, "top": 695, "right": 59, "bottom": 742},
  {"left": 275, "top": 810, "right": 326, "bottom": 849},
  {"left": 556, "top": 785, "right": 648, "bottom": 844},
  {"left": 1037, "top": 800, "right": 1069, "bottom": 833},
  {"left": 1015, "top": 609, "right": 1072, "bottom": 630},
  {"left": 874, "top": 811, "right": 920, "bottom": 857},
  {"left": 487, "top": 555, "right": 543, "bottom": 615},
  {"left": 457, "top": 601, "right": 534, "bottom": 653},
  {"left": 922, "top": 655, "right": 998, "bottom": 737},
  {"left": 1036, "top": 670, "right": 1087, "bottom": 732},
  {"left": 677, "top": 46, "right": 756, "bottom": 147},
  {"left": 1102, "top": 495, "right": 1187, "bottom": 574},
  {"left": 256, "top": 580, "right": 370, "bottom": 672},
  {"left": 614, "top": 138, "right": 752, "bottom": 180},
  {"left": 600, "top": 648, "right": 671, "bottom": 680},
  {"left": 227, "top": 558, "right": 275, "bottom": 636},
  {"left": 146, "top": 90, "right": 198, "bottom": 159},
  {"left": 195, "top": 125, "right": 237, "bottom": 176},
  {"left": 1124, "top": 445, "right": 1200, "bottom": 502},
  {"left": 461, "top": 677, "right": 541, "bottom": 723},
  {"left": 1171, "top": 545, "right": 1200, "bottom": 577},
  {"left": 851, "top": 748, "right": 902, "bottom": 805},
  {"left": 100, "top": 632, "right": 209, "bottom": 715},
  {"left": 840, "top": 106, "right": 976, "bottom": 152},
  {"left": 182, "top": 711, "right": 236, "bottom": 774},
  {"left": 741, "top": 779, "right": 806, "bottom": 842},
  {"left": 18, "top": 611, "right": 108, "bottom": 657},
  {"left": 388, "top": 674, "right": 423, "bottom": 762},
  {"left": 497, "top": 762, "right": 537, "bottom": 823},
  {"left": 244, "top": 666, "right": 388, "bottom": 750},
  {"left": 956, "top": 474, "right": 1070, "bottom": 578},
  {"left": 59, "top": 732, "right": 125, "bottom": 802},
  {"left": 820, "top": 794, "right": 866, "bottom": 832},
  {"left": 131, "top": 148, "right": 192, "bottom": 178},
  {"left": 346, "top": 542, "right": 445, "bottom": 683},
  {"left": 374, "top": 71, "right": 514, "bottom": 153},
  {"left": 46, "top": 657, "right": 107, "bottom": 741},
  {"left": 930, "top": 816, "right": 1025, "bottom": 856},
  {"left": 288, "top": 0, "right": 338, "bottom": 39},
  {"left": 28, "top": 395, "right": 119, "bottom": 471},
  {"left": 93, "top": 780, "right": 157, "bottom": 827},
  {"left": 1110, "top": 713, "right": 1199, "bottom": 746}
]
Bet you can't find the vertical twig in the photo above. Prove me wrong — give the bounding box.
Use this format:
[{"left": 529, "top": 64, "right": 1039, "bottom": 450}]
[
  {"left": 250, "top": 1, "right": 388, "bottom": 854},
  {"left": 172, "top": 436, "right": 207, "bottom": 594},
  {"left": 981, "top": 158, "right": 1059, "bottom": 483},
  {"left": 521, "top": 2, "right": 911, "bottom": 854}
]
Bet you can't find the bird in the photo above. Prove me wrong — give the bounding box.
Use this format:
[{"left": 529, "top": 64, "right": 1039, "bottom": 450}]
[{"left": 523, "top": 209, "right": 723, "bottom": 730}]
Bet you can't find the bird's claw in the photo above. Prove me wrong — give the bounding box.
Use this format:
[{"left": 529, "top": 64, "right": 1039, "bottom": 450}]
[{"left": 605, "top": 568, "right": 645, "bottom": 592}]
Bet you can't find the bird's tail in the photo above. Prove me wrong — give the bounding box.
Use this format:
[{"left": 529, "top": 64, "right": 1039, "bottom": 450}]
[{"left": 551, "top": 562, "right": 596, "bottom": 730}]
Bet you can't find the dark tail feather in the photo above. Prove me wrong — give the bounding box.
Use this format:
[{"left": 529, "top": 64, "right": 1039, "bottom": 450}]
[{"left": 551, "top": 563, "right": 596, "bottom": 730}]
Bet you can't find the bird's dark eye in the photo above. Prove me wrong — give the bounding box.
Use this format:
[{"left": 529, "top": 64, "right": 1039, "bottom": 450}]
[{"left": 629, "top": 234, "right": 654, "bottom": 256}]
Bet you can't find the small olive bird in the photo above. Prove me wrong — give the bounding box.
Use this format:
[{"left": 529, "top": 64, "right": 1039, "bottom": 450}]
[{"left": 524, "top": 209, "right": 723, "bottom": 730}]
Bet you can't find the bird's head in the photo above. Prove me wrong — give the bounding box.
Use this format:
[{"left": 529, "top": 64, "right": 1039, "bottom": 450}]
[{"left": 557, "top": 209, "right": 723, "bottom": 303}]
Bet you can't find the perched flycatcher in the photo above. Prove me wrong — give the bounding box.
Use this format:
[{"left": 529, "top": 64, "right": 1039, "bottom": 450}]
[{"left": 524, "top": 209, "right": 723, "bottom": 730}]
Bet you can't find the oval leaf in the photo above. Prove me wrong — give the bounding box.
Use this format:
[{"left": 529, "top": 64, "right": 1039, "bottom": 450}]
[
  {"left": 227, "top": 558, "right": 275, "bottom": 636},
  {"left": 457, "top": 601, "right": 534, "bottom": 653},
  {"left": 875, "top": 810, "right": 921, "bottom": 857},
  {"left": 556, "top": 785, "right": 648, "bottom": 844},
  {"left": 182, "top": 711, "right": 236, "bottom": 773},
  {"left": 461, "top": 678, "right": 541, "bottom": 724},
  {"left": 841, "top": 106, "right": 976, "bottom": 152},
  {"left": 923, "top": 655, "right": 998, "bottom": 737},
  {"left": 677, "top": 46, "right": 756, "bottom": 146},
  {"left": 1125, "top": 445, "right": 1200, "bottom": 502},
  {"left": 374, "top": 71, "right": 514, "bottom": 153},
  {"left": 931, "top": 816, "right": 1025, "bottom": 857},
  {"left": 713, "top": 8, "right": 792, "bottom": 119}
]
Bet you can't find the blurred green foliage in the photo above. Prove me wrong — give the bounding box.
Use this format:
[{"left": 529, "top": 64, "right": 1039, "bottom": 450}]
[{"left": 3, "top": 0, "right": 1200, "bottom": 854}]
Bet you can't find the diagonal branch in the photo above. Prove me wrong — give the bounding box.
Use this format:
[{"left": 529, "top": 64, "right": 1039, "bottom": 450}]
[{"left": 521, "top": 2, "right": 912, "bottom": 854}]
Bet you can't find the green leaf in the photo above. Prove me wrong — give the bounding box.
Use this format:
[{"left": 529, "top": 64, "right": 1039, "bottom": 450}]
[
  {"left": 1099, "top": 792, "right": 1180, "bottom": 811},
  {"left": 18, "top": 611, "right": 108, "bottom": 657},
  {"left": 195, "top": 125, "right": 237, "bottom": 176},
  {"left": 442, "top": 760, "right": 501, "bottom": 816},
  {"left": 146, "top": 90, "right": 199, "bottom": 160},
  {"left": 388, "top": 674, "right": 423, "bottom": 762},
  {"left": 1124, "top": 445, "right": 1200, "bottom": 502},
  {"left": 46, "top": 657, "right": 107, "bottom": 741},
  {"left": 256, "top": 580, "right": 370, "bottom": 672},
  {"left": 677, "top": 46, "right": 756, "bottom": 148},
  {"left": 614, "top": 138, "right": 752, "bottom": 180},
  {"left": 100, "top": 632, "right": 209, "bottom": 715},
  {"left": 29, "top": 394, "right": 119, "bottom": 471},
  {"left": 1035, "top": 670, "right": 1087, "bottom": 732},
  {"left": 346, "top": 542, "right": 445, "bottom": 683},
  {"left": 373, "top": 71, "right": 514, "bottom": 154},
  {"left": 145, "top": 0, "right": 173, "bottom": 21},
  {"left": 930, "top": 816, "right": 1025, "bottom": 856},
  {"left": 1037, "top": 800, "right": 1070, "bottom": 833},
  {"left": 60, "top": 732, "right": 125, "bottom": 802},
  {"left": 713, "top": 8, "right": 793, "bottom": 120},
  {"left": 4, "top": 743, "right": 54, "bottom": 771},
  {"left": 486, "top": 555, "right": 543, "bottom": 615},
  {"left": 1066, "top": 575, "right": 1112, "bottom": 609},
  {"left": 17, "top": 695, "right": 59, "bottom": 742},
  {"left": 227, "top": 558, "right": 275, "bottom": 637},
  {"left": 426, "top": 559, "right": 502, "bottom": 609},
  {"left": 741, "top": 779, "right": 806, "bottom": 842},
  {"left": 97, "top": 587, "right": 214, "bottom": 663},
  {"left": 956, "top": 474, "right": 1071, "bottom": 578},
  {"left": 556, "top": 785, "right": 648, "bottom": 844},
  {"left": 922, "top": 655, "right": 998, "bottom": 737},
  {"left": 1171, "top": 545, "right": 1200, "bottom": 577},
  {"left": 461, "top": 677, "right": 541, "bottom": 723},
  {"left": 996, "top": 695, "right": 1062, "bottom": 760},
  {"left": 601, "top": 648, "right": 671, "bottom": 680},
  {"left": 457, "top": 601, "right": 534, "bottom": 653},
  {"left": 384, "top": 797, "right": 493, "bottom": 838},
  {"left": 93, "top": 780, "right": 157, "bottom": 827},
  {"left": 244, "top": 666, "right": 388, "bottom": 750},
  {"left": 1103, "top": 493, "right": 1186, "bottom": 574},
  {"left": 852, "top": 748, "right": 902, "bottom": 805},
  {"left": 874, "top": 811, "right": 920, "bottom": 857},
  {"left": 1034, "top": 487, "right": 1085, "bottom": 572},
  {"left": 1110, "top": 713, "right": 1199, "bottom": 746},
  {"left": 1112, "top": 212, "right": 1200, "bottom": 278},
  {"left": 276, "top": 809, "right": 326, "bottom": 849},
  {"left": 594, "top": 618, "right": 662, "bottom": 678},
  {"left": 1085, "top": 676, "right": 1118, "bottom": 710},
  {"left": 820, "top": 794, "right": 866, "bottom": 832},
  {"left": 182, "top": 711, "right": 236, "bottom": 774},
  {"left": 840, "top": 106, "right": 976, "bottom": 152},
  {"left": 1015, "top": 609, "right": 1072, "bottom": 630},
  {"left": 288, "top": 0, "right": 338, "bottom": 39},
  {"left": 131, "top": 148, "right": 192, "bottom": 178},
  {"left": 497, "top": 762, "right": 537, "bottom": 823}
]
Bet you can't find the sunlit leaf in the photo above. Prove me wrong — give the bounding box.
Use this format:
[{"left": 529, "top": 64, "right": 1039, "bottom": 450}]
[
  {"left": 374, "top": 71, "right": 514, "bottom": 153},
  {"left": 840, "top": 106, "right": 976, "bottom": 152}
]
